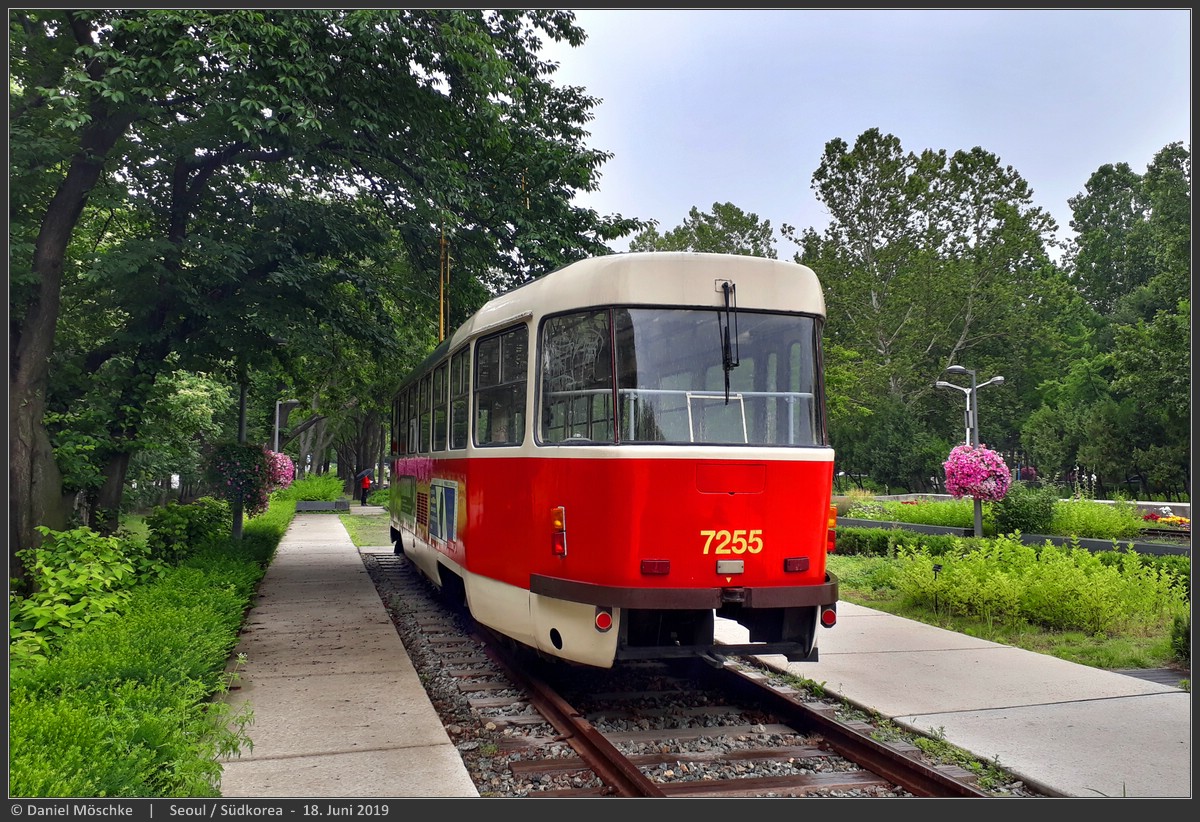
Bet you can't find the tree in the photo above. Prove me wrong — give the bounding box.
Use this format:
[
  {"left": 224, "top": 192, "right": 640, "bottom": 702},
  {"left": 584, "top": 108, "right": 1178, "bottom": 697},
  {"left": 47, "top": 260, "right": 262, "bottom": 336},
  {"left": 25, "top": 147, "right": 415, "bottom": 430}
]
[
  {"left": 786, "top": 129, "right": 1060, "bottom": 482},
  {"left": 628, "top": 202, "right": 777, "bottom": 257},
  {"left": 1065, "top": 162, "right": 1156, "bottom": 315},
  {"left": 1048, "top": 142, "right": 1192, "bottom": 498},
  {"left": 9, "top": 10, "right": 643, "bottom": 583}
]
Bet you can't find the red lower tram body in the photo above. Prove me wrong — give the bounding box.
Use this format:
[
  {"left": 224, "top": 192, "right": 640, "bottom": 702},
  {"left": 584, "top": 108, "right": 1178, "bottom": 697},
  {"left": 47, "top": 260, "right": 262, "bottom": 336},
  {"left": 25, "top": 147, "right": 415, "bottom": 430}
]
[{"left": 391, "top": 449, "right": 838, "bottom": 669}]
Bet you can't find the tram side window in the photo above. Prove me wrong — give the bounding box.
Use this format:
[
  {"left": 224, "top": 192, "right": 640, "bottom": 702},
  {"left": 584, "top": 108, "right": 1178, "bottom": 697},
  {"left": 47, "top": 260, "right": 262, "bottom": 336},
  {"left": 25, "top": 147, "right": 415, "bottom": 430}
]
[
  {"left": 391, "top": 394, "right": 401, "bottom": 454},
  {"left": 432, "top": 362, "right": 449, "bottom": 451},
  {"left": 475, "top": 325, "right": 527, "bottom": 446},
  {"left": 449, "top": 348, "right": 469, "bottom": 450},
  {"left": 540, "top": 310, "right": 615, "bottom": 443},
  {"left": 406, "top": 386, "right": 418, "bottom": 455},
  {"left": 394, "top": 391, "right": 409, "bottom": 455},
  {"left": 418, "top": 373, "right": 432, "bottom": 453}
]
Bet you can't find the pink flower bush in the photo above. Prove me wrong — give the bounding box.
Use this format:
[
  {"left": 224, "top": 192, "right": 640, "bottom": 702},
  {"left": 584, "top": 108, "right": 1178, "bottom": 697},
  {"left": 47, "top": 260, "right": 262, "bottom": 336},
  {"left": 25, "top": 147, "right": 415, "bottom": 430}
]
[
  {"left": 268, "top": 450, "right": 295, "bottom": 490},
  {"left": 943, "top": 444, "right": 1011, "bottom": 502}
]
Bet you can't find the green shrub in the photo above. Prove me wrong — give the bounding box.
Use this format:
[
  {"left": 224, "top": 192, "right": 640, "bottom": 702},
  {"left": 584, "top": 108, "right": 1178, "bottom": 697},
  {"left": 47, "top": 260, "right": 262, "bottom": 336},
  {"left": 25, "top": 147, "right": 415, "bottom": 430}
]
[
  {"left": 835, "top": 526, "right": 985, "bottom": 558},
  {"left": 9, "top": 676, "right": 248, "bottom": 797},
  {"left": 7, "top": 498, "right": 294, "bottom": 798},
  {"left": 273, "top": 473, "right": 345, "bottom": 502},
  {"left": 1169, "top": 614, "right": 1190, "bottom": 664},
  {"left": 12, "top": 552, "right": 262, "bottom": 695},
  {"left": 1051, "top": 498, "right": 1143, "bottom": 540},
  {"left": 240, "top": 499, "right": 293, "bottom": 565},
  {"left": 883, "top": 536, "right": 1189, "bottom": 636},
  {"left": 145, "top": 497, "right": 231, "bottom": 564},
  {"left": 9, "top": 526, "right": 163, "bottom": 664},
  {"left": 993, "top": 481, "right": 1058, "bottom": 535}
]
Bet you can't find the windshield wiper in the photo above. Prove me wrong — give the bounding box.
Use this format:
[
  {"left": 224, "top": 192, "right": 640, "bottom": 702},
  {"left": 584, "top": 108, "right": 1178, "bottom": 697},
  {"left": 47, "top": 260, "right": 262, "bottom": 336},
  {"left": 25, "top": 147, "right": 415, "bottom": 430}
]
[{"left": 720, "top": 280, "right": 739, "bottom": 404}]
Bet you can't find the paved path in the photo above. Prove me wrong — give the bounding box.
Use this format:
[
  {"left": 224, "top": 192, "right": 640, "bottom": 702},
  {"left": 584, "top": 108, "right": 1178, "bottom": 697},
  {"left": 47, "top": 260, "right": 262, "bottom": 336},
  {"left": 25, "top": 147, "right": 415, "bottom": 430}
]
[{"left": 218, "top": 512, "right": 478, "bottom": 798}]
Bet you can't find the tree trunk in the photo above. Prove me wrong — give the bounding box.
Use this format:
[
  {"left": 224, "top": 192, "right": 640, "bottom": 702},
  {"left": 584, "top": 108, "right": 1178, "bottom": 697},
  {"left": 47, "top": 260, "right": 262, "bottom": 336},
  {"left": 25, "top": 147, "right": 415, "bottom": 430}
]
[
  {"left": 10, "top": 98, "right": 134, "bottom": 585},
  {"left": 91, "top": 451, "right": 132, "bottom": 534},
  {"left": 8, "top": 405, "right": 70, "bottom": 588}
]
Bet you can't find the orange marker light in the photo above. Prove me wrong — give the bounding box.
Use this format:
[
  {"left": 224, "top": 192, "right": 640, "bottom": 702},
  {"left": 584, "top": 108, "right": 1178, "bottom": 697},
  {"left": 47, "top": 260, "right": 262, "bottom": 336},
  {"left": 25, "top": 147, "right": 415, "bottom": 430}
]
[
  {"left": 551, "top": 506, "right": 567, "bottom": 557},
  {"left": 826, "top": 503, "right": 837, "bottom": 554}
]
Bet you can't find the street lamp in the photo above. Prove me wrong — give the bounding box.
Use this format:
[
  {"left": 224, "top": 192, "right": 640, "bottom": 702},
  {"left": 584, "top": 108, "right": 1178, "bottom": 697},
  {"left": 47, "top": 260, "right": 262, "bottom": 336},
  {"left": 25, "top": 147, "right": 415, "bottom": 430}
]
[
  {"left": 934, "top": 380, "right": 972, "bottom": 444},
  {"left": 273, "top": 399, "right": 301, "bottom": 452},
  {"left": 935, "top": 366, "right": 1005, "bottom": 537}
]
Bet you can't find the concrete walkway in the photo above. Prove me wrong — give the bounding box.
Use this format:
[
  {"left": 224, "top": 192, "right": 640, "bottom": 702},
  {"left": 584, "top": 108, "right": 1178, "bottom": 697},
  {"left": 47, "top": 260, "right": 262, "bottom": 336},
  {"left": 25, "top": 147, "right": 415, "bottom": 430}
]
[{"left": 218, "top": 511, "right": 478, "bottom": 798}]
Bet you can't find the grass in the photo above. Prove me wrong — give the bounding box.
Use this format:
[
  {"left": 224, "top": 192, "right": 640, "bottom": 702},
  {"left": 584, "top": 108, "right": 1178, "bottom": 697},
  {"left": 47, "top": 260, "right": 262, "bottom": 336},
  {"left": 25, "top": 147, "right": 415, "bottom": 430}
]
[{"left": 337, "top": 510, "right": 392, "bottom": 548}]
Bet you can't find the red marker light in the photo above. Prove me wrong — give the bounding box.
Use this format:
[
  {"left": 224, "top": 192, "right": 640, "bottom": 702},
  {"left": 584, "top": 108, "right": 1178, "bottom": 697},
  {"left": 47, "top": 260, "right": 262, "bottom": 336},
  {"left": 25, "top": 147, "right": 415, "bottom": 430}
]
[
  {"left": 820, "top": 607, "right": 837, "bottom": 627},
  {"left": 640, "top": 559, "right": 670, "bottom": 575},
  {"left": 594, "top": 608, "right": 613, "bottom": 632},
  {"left": 783, "top": 557, "right": 809, "bottom": 573}
]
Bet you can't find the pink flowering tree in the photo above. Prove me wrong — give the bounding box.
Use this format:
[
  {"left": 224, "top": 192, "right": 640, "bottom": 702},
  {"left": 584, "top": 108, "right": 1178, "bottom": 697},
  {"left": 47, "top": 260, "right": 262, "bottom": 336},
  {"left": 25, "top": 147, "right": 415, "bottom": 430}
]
[{"left": 943, "top": 444, "right": 1011, "bottom": 502}]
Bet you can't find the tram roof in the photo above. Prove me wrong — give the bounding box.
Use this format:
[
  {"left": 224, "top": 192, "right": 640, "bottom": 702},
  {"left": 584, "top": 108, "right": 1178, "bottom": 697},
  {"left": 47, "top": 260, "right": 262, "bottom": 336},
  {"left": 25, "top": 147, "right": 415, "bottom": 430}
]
[
  {"left": 403, "top": 253, "right": 826, "bottom": 384},
  {"left": 452, "top": 252, "right": 824, "bottom": 347}
]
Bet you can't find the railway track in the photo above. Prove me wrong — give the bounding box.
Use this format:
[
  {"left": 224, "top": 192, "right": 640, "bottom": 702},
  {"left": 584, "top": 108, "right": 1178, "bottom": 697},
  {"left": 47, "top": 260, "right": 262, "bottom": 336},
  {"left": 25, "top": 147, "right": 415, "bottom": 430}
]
[{"left": 364, "top": 550, "right": 1047, "bottom": 798}]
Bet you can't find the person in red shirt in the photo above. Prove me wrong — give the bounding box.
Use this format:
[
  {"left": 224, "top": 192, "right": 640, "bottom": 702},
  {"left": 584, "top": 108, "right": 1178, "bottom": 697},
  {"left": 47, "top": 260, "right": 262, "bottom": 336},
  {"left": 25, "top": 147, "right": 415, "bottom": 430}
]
[{"left": 359, "top": 473, "right": 372, "bottom": 506}]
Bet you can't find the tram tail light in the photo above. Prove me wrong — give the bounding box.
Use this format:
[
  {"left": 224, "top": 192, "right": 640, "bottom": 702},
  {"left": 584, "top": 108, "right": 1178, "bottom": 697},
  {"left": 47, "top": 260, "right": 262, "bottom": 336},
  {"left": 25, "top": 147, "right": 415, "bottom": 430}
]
[
  {"left": 640, "top": 559, "right": 670, "bottom": 575},
  {"left": 550, "top": 506, "right": 567, "bottom": 557},
  {"left": 826, "top": 503, "right": 837, "bottom": 554},
  {"left": 820, "top": 607, "right": 837, "bottom": 628}
]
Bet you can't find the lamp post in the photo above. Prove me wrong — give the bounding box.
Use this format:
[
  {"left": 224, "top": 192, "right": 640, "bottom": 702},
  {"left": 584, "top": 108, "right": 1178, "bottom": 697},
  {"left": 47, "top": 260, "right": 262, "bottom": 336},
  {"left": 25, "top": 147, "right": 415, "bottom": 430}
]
[
  {"left": 936, "top": 366, "right": 1004, "bottom": 537},
  {"left": 273, "top": 399, "right": 301, "bottom": 453}
]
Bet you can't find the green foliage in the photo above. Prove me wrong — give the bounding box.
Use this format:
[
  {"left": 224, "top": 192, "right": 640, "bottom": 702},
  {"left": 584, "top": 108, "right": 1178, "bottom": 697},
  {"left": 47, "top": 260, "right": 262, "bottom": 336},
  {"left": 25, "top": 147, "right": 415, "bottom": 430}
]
[
  {"left": 239, "top": 500, "right": 293, "bottom": 565},
  {"left": 1169, "top": 615, "right": 1189, "bottom": 664},
  {"left": 273, "top": 473, "right": 345, "bottom": 502},
  {"left": 10, "top": 662, "right": 252, "bottom": 798},
  {"left": 1123, "top": 554, "right": 1191, "bottom": 600},
  {"left": 628, "top": 201, "right": 778, "bottom": 258},
  {"left": 845, "top": 492, "right": 1149, "bottom": 542},
  {"left": 144, "top": 497, "right": 231, "bottom": 564},
  {"left": 10, "top": 526, "right": 164, "bottom": 664},
  {"left": 207, "top": 443, "right": 273, "bottom": 515},
  {"left": 993, "top": 481, "right": 1058, "bottom": 535},
  {"left": 1050, "top": 497, "right": 1142, "bottom": 540},
  {"left": 881, "top": 537, "right": 1188, "bottom": 635},
  {"left": 7, "top": 498, "right": 296, "bottom": 798},
  {"left": 123, "top": 371, "right": 237, "bottom": 511},
  {"left": 13, "top": 550, "right": 262, "bottom": 695},
  {"left": 849, "top": 498, "right": 976, "bottom": 528},
  {"left": 835, "top": 526, "right": 984, "bottom": 558}
]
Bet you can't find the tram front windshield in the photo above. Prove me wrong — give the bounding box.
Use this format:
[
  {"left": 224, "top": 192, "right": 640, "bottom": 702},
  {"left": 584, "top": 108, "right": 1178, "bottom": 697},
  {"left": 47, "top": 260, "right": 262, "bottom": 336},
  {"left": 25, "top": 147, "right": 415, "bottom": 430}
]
[{"left": 539, "top": 307, "right": 824, "bottom": 447}]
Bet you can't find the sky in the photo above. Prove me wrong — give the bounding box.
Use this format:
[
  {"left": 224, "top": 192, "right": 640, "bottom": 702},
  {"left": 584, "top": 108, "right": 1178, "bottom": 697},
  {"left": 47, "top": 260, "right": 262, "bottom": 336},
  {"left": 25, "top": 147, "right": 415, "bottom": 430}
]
[{"left": 538, "top": 9, "right": 1191, "bottom": 255}]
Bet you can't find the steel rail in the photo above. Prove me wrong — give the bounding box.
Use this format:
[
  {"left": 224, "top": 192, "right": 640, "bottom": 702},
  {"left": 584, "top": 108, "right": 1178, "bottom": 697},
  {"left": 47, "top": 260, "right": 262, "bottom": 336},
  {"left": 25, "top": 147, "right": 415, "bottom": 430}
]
[{"left": 479, "top": 634, "right": 667, "bottom": 797}]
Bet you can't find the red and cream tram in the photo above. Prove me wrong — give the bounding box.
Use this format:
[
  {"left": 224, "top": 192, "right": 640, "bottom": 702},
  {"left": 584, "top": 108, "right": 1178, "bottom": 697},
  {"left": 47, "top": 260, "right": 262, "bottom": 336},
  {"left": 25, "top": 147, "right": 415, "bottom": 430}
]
[{"left": 389, "top": 252, "right": 838, "bottom": 668}]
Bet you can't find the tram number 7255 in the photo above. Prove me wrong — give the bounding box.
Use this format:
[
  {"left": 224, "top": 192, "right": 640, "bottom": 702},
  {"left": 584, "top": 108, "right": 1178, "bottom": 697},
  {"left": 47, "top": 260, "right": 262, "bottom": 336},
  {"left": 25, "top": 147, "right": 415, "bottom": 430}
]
[{"left": 700, "top": 529, "right": 764, "bottom": 555}]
